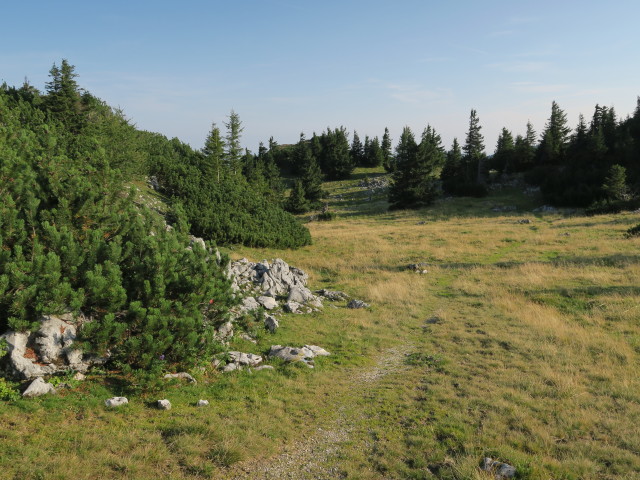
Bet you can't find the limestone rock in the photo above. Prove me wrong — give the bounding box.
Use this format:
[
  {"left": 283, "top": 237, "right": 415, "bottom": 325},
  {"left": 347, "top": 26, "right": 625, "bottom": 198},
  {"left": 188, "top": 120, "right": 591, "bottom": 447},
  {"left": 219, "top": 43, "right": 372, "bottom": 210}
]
[
  {"left": 304, "top": 345, "right": 331, "bottom": 357},
  {"left": 222, "top": 362, "right": 240, "bottom": 373},
  {"left": 197, "top": 399, "right": 210, "bottom": 407},
  {"left": 347, "top": 299, "right": 370, "bottom": 309},
  {"left": 216, "top": 321, "right": 234, "bottom": 341},
  {"left": 22, "top": 377, "right": 56, "bottom": 397},
  {"left": 264, "top": 315, "right": 279, "bottom": 333},
  {"left": 164, "top": 372, "right": 197, "bottom": 384},
  {"left": 105, "top": 397, "right": 128, "bottom": 408},
  {"left": 283, "top": 301, "right": 302, "bottom": 313},
  {"left": 253, "top": 365, "right": 275, "bottom": 371},
  {"left": 481, "top": 458, "right": 516, "bottom": 479},
  {"left": 157, "top": 399, "right": 172, "bottom": 410},
  {"left": 315, "top": 289, "right": 349, "bottom": 301},
  {"left": 228, "top": 351, "right": 263, "bottom": 367},
  {"left": 257, "top": 296, "right": 278, "bottom": 310}
]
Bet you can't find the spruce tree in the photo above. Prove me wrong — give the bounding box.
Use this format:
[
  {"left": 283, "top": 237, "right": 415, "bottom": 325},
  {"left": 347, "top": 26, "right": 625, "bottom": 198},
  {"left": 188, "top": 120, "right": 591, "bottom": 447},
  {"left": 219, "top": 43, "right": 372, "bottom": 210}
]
[
  {"left": 350, "top": 130, "right": 364, "bottom": 166},
  {"left": 296, "top": 134, "right": 323, "bottom": 205},
  {"left": 224, "top": 109, "right": 244, "bottom": 175},
  {"left": 381, "top": 127, "right": 394, "bottom": 171},
  {"left": 202, "top": 122, "right": 225, "bottom": 182},
  {"left": 285, "top": 179, "right": 309, "bottom": 213},
  {"left": 463, "top": 109, "right": 486, "bottom": 184},
  {"left": 537, "top": 101, "right": 571, "bottom": 165},
  {"left": 389, "top": 126, "right": 444, "bottom": 209},
  {"left": 491, "top": 127, "right": 515, "bottom": 174}
]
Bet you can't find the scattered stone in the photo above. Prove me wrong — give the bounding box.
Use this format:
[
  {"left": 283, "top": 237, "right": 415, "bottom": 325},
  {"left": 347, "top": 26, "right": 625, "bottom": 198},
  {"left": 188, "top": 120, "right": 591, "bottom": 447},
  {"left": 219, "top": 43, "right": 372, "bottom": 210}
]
[
  {"left": 304, "top": 345, "right": 331, "bottom": 357},
  {"left": 264, "top": 315, "right": 279, "bottom": 333},
  {"left": 240, "top": 296, "right": 260, "bottom": 312},
  {"left": 147, "top": 175, "right": 160, "bottom": 191},
  {"left": 481, "top": 458, "right": 516, "bottom": 479},
  {"left": 216, "top": 321, "right": 234, "bottom": 341},
  {"left": 22, "top": 377, "right": 56, "bottom": 397},
  {"left": 222, "top": 363, "right": 241, "bottom": 373},
  {"left": 407, "top": 263, "right": 429, "bottom": 273},
  {"left": 283, "top": 301, "right": 302, "bottom": 313},
  {"left": 516, "top": 219, "right": 531, "bottom": 224},
  {"left": 269, "top": 344, "right": 330, "bottom": 367},
  {"left": 164, "top": 372, "right": 197, "bottom": 384},
  {"left": 73, "top": 372, "right": 86, "bottom": 381},
  {"left": 416, "top": 221, "right": 427, "bottom": 225},
  {"left": 257, "top": 295, "right": 278, "bottom": 310},
  {"left": 253, "top": 365, "right": 275, "bottom": 371},
  {"left": 240, "top": 333, "right": 257, "bottom": 344},
  {"left": 315, "top": 289, "right": 349, "bottom": 301},
  {"left": 105, "top": 397, "right": 128, "bottom": 408},
  {"left": 157, "top": 399, "right": 172, "bottom": 410},
  {"left": 347, "top": 299, "right": 370, "bottom": 309},
  {"left": 228, "top": 351, "right": 263, "bottom": 367},
  {"left": 197, "top": 399, "right": 210, "bottom": 407}
]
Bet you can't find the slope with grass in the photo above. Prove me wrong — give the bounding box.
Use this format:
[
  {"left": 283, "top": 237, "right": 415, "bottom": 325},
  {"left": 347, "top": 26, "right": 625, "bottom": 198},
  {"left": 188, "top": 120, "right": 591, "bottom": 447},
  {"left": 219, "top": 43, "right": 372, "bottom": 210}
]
[{"left": 1, "top": 168, "right": 639, "bottom": 479}]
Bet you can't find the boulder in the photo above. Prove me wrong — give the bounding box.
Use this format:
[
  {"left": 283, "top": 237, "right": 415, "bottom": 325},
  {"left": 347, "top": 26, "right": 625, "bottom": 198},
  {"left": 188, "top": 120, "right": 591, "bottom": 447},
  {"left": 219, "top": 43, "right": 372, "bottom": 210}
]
[
  {"left": 304, "top": 345, "right": 331, "bottom": 357},
  {"left": 264, "top": 315, "right": 279, "bottom": 333},
  {"left": 228, "top": 351, "right": 263, "bottom": 367},
  {"left": 197, "top": 399, "right": 210, "bottom": 407},
  {"left": 253, "top": 365, "right": 275, "bottom": 371},
  {"left": 481, "top": 458, "right": 516, "bottom": 479},
  {"left": 105, "top": 397, "right": 128, "bottom": 408},
  {"left": 1, "top": 314, "right": 106, "bottom": 380},
  {"left": 222, "top": 363, "right": 240, "bottom": 373},
  {"left": 347, "top": 299, "right": 370, "bottom": 309},
  {"left": 216, "top": 321, "right": 234, "bottom": 341},
  {"left": 22, "top": 377, "right": 56, "bottom": 397},
  {"left": 315, "top": 289, "right": 349, "bottom": 301},
  {"left": 283, "top": 301, "right": 301, "bottom": 313},
  {"left": 257, "top": 296, "right": 278, "bottom": 310},
  {"left": 288, "top": 287, "right": 322, "bottom": 308},
  {"left": 164, "top": 372, "right": 197, "bottom": 384},
  {"left": 157, "top": 399, "right": 172, "bottom": 410}
]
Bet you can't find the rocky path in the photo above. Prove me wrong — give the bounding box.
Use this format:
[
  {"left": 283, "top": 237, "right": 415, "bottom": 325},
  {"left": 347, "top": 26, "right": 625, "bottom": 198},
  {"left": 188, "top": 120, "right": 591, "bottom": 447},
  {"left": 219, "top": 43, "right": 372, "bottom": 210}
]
[{"left": 225, "top": 346, "right": 411, "bottom": 480}]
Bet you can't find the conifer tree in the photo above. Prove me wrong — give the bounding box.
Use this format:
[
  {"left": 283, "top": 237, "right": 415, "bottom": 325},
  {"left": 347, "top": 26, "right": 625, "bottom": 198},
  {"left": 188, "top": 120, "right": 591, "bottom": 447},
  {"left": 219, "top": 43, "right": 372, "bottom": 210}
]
[
  {"left": 321, "top": 127, "right": 353, "bottom": 179},
  {"left": 202, "top": 122, "right": 225, "bottom": 182},
  {"left": 463, "top": 109, "right": 486, "bottom": 184},
  {"left": 382, "top": 127, "right": 394, "bottom": 171},
  {"left": 389, "top": 126, "right": 444, "bottom": 209},
  {"left": 285, "top": 179, "right": 309, "bottom": 213},
  {"left": 602, "top": 164, "right": 629, "bottom": 202},
  {"left": 364, "top": 136, "right": 384, "bottom": 167},
  {"left": 537, "top": 101, "right": 571, "bottom": 165},
  {"left": 296, "top": 133, "right": 323, "bottom": 205},
  {"left": 224, "top": 109, "right": 244, "bottom": 175},
  {"left": 513, "top": 121, "right": 536, "bottom": 172},
  {"left": 350, "top": 130, "right": 365, "bottom": 166},
  {"left": 491, "top": 127, "right": 515, "bottom": 174}
]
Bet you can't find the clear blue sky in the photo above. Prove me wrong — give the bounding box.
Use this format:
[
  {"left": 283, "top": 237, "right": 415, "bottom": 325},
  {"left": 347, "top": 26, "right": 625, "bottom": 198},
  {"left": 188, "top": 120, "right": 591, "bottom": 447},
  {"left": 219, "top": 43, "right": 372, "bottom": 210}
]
[{"left": 2, "top": 0, "right": 639, "bottom": 153}]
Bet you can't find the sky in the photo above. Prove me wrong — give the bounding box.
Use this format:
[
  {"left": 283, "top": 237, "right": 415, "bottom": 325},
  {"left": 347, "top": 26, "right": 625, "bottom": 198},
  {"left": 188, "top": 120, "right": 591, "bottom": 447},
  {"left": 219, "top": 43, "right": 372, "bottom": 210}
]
[{"left": 1, "top": 0, "right": 639, "bottom": 153}]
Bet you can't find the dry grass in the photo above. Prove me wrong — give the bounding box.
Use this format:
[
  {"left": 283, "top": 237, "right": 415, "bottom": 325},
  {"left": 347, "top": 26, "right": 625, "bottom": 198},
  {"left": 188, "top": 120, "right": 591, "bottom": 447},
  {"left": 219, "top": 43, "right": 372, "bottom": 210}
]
[{"left": 2, "top": 177, "right": 640, "bottom": 479}]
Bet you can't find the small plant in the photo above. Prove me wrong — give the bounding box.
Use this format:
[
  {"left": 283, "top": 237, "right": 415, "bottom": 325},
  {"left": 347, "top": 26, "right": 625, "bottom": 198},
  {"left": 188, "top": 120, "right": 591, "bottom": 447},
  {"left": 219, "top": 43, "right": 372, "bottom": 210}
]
[
  {"left": 317, "top": 211, "right": 336, "bottom": 221},
  {"left": 0, "top": 377, "right": 21, "bottom": 401}
]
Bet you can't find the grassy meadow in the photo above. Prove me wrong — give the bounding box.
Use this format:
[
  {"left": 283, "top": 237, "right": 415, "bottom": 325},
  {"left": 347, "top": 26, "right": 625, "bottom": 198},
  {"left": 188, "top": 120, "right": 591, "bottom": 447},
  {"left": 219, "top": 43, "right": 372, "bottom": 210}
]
[{"left": 1, "top": 168, "right": 639, "bottom": 479}]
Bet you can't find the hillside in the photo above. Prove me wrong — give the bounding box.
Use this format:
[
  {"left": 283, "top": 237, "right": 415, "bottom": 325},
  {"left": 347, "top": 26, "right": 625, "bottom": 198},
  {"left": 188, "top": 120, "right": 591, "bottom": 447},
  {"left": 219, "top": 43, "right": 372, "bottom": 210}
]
[{"left": 1, "top": 170, "right": 639, "bottom": 479}]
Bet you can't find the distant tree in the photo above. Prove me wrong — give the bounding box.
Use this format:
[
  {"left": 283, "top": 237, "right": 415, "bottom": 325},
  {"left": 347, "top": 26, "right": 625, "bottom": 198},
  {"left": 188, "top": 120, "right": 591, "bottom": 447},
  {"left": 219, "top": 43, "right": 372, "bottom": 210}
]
[
  {"left": 537, "top": 101, "right": 571, "bottom": 165},
  {"left": 491, "top": 127, "right": 515, "bottom": 174},
  {"left": 602, "top": 164, "right": 629, "bottom": 201},
  {"left": 44, "top": 59, "right": 83, "bottom": 128},
  {"left": 296, "top": 133, "right": 323, "bottom": 205},
  {"left": 321, "top": 127, "right": 353, "bottom": 179},
  {"left": 513, "top": 121, "right": 537, "bottom": 172},
  {"left": 224, "top": 109, "right": 244, "bottom": 175},
  {"left": 202, "top": 122, "right": 225, "bottom": 182},
  {"left": 381, "top": 127, "right": 394, "bottom": 172},
  {"left": 463, "top": 109, "right": 486, "bottom": 184},
  {"left": 285, "top": 179, "right": 309, "bottom": 213},
  {"left": 364, "top": 135, "right": 384, "bottom": 167},
  {"left": 350, "top": 130, "right": 365, "bottom": 166},
  {"left": 389, "top": 125, "right": 445, "bottom": 209}
]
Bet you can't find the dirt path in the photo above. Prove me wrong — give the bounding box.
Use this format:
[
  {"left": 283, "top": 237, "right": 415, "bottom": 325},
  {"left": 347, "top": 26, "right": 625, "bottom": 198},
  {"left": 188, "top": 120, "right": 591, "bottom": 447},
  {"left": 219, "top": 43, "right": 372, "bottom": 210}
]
[{"left": 225, "top": 346, "right": 411, "bottom": 480}]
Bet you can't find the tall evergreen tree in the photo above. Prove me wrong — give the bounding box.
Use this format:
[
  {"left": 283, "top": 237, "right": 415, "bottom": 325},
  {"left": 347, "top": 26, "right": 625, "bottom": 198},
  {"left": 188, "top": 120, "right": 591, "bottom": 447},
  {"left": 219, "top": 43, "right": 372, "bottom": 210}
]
[
  {"left": 350, "top": 130, "right": 365, "bottom": 166},
  {"left": 491, "top": 127, "right": 515, "bottom": 174},
  {"left": 389, "top": 126, "right": 445, "bottom": 209},
  {"left": 285, "top": 179, "right": 309, "bottom": 214},
  {"left": 321, "top": 127, "right": 353, "bottom": 179},
  {"left": 537, "top": 101, "right": 571, "bottom": 165},
  {"left": 381, "top": 127, "right": 394, "bottom": 172},
  {"left": 364, "top": 136, "right": 384, "bottom": 167},
  {"left": 224, "top": 109, "right": 244, "bottom": 175},
  {"left": 513, "top": 121, "right": 537, "bottom": 172},
  {"left": 463, "top": 109, "right": 486, "bottom": 184},
  {"left": 296, "top": 133, "right": 323, "bottom": 205},
  {"left": 44, "top": 59, "right": 82, "bottom": 128},
  {"left": 202, "top": 122, "right": 225, "bottom": 182}
]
